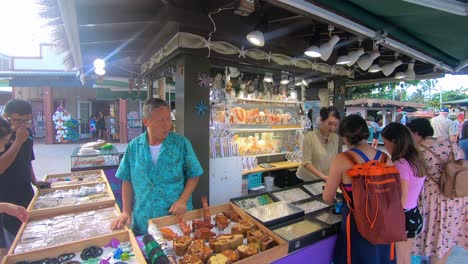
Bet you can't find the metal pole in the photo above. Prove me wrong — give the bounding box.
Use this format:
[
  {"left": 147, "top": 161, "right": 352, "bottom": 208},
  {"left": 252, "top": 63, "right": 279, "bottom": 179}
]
[{"left": 439, "top": 86, "right": 443, "bottom": 109}]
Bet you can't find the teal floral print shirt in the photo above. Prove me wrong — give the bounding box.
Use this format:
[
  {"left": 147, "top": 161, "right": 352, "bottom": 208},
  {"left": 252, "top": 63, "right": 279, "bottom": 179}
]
[{"left": 116, "top": 131, "right": 203, "bottom": 235}]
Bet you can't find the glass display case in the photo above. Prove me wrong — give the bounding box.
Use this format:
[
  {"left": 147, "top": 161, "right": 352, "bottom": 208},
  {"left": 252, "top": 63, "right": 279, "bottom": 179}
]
[
  {"left": 70, "top": 146, "right": 120, "bottom": 170},
  {"left": 212, "top": 97, "right": 303, "bottom": 156}
]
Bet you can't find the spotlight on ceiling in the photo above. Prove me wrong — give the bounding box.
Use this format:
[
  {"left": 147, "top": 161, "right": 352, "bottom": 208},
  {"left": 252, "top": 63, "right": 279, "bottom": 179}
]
[
  {"left": 294, "top": 77, "right": 303, "bottom": 86},
  {"left": 357, "top": 51, "right": 381, "bottom": 71},
  {"left": 320, "top": 35, "right": 340, "bottom": 61},
  {"left": 280, "top": 72, "right": 289, "bottom": 85},
  {"left": 304, "top": 45, "right": 321, "bottom": 58},
  {"left": 95, "top": 67, "right": 106, "bottom": 76},
  {"left": 394, "top": 71, "right": 406, "bottom": 79},
  {"left": 405, "top": 62, "right": 416, "bottom": 80},
  {"left": 368, "top": 64, "right": 382, "bottom": 73},
  {"left": 229, "top": 67, "right": 240, "bottom": 78},
  {"left": 93, "top": 59, "right": 105, "bottom": 69},
  {"left": 381, "top": 60, "right": 403, "bottom": 76},
  {"left": 336, "top": 55, "right": 351, "bottom": 65},
  {"left": 246, "top": 30, "right": 265, "bottom": 47},
  {"left": 302, "top": 78, "right": 308, "bottom": 86},
  {"left": 346, "top": 48, "right": 365, "bottom": 67},
  {"left": 264, "top": 72, "right": 273, "bottom": 82}
]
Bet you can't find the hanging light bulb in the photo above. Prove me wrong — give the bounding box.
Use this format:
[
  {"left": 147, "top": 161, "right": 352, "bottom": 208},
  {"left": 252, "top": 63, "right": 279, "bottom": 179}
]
[
  {"left": 382, "top": 60, "right": 403, "bottom": 76},
  {"left": 368, "top": 64, "right": 381, "bottom": 73},
  {"left": 280, "top": 72, "right": 289, "bottom": 85},
  {"left": 264, "top": 72, "right": 273, "bottom": 82},
  {"left": 357, "top": 51, "right": 381, "bottom": 71},
  {"left": 346, "top": 47, "right": 365, "bottom": 67},
  {"left": 246, "top": 30, "right": 265, "bottom": 47}
]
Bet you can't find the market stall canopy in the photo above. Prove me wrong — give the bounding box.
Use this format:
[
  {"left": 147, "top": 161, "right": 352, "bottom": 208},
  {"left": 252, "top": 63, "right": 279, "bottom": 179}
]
[
  {"left": 43, "top": 0, "right": 468, "bottom": 83},
  {"left": 442, "top": 98, "right": 468, "bottom": 106}
]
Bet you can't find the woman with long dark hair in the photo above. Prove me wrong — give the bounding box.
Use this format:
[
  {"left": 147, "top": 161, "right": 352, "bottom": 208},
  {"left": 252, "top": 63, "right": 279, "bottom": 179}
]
[{"left": 381, "top": 123, "right": 428, "bottom": 264}]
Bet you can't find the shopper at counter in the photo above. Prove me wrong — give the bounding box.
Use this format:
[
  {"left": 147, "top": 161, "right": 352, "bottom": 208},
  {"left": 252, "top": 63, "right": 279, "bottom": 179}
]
[
  {"left": 323, "top": 114, "right": 396, "bottom": 264},
  {"left": 382, "top": 123, "right": 428, "bottom": 264},
  {"left": 110, "top": 98, "right": 203, "bottom": 236},
  {"left": 296, "top": 106, "right": 340, "bottom": 181},
  {"left": 407, "top": 118, "right": 467, "bottom": 264},
  {"left": 0, "top": 99, "right": 45, "bottom": 238}
]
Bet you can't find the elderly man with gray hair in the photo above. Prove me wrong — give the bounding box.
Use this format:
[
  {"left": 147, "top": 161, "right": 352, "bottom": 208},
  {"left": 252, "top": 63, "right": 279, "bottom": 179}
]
[
  {"left": 110, "top": 98, "right": 203, "bottom": 235},
  {"left": 430, "top": 108, "right": 458, "bottom": 141}
]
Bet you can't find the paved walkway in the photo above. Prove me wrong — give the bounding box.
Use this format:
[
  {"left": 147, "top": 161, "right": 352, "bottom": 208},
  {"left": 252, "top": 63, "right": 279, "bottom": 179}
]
[{"left": 30, "top": 141, "right": 467, "bottom": 263}]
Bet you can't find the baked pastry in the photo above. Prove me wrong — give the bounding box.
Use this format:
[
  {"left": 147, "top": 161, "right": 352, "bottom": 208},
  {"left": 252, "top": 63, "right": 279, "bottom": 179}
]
[
  {"left": 179, "top": 254, "right": 203, "bottom": 264},
  {"left": 247, "top": 230, "right": 275, "bottom": 251},
  {"left": 223, "top": 210, "right": 241, "bottom": 222},
  {"left": 207, "top": 254, "right": 229, "bottom": 264},
  {"left": 173, "top": 235, "right": 191, "bottom": 256},
  {"left": 209, "top": 234, "right": 243, "bottom": 253},
  {"left": 193, "top": 227, "right": 216, "bottom": 241},
  {"left": 160, "top": 227, "right": 178, "bottom": 241},
  {"left": 188, "top": 239, "right": 214, "bottom": 263},
  {"left": 237, "top": 243, "right": 260, "bottom": 259},
  {"left": 214, "top": 213, "right": 229, "bottom": 230},
  {"left": 231, "top": 220, "right": 256, "bottom": 237},
  {"left": 221, "top": 249, "right": 239, "bottom": 262}
]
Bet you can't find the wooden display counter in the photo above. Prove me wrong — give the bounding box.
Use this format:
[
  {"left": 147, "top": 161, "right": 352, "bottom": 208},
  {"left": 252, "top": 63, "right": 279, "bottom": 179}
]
[{"left": 242, "top": 161, "right": 301, "bottom": 175}]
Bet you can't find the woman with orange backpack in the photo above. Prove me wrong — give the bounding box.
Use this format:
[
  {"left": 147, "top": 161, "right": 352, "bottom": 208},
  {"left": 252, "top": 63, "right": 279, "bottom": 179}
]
[
  {"left": 324, "top": 114, "right": 403, "bottom": 264},
  {"left": 381, "top": 123, "right": 428, "bottom": 264}
]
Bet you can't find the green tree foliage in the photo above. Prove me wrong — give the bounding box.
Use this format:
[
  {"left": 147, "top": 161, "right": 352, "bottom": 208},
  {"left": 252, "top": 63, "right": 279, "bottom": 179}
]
[
  {"left": 346, "top": 80, "right": 420, "bottom": 101},
  {"left": 427, "top": 87, "right": 468, "bottom": 108}
]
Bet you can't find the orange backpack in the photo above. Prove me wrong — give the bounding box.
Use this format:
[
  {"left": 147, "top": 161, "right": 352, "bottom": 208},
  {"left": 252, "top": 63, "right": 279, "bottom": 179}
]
[{"left": 340, "top": 149, "right": 406, "bottom": 263}]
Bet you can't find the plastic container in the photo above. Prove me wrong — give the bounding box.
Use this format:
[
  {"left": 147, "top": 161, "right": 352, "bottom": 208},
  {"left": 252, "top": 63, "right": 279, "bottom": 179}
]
[{"left": 246, "top": 172, "right": 263, "bottom": 189}]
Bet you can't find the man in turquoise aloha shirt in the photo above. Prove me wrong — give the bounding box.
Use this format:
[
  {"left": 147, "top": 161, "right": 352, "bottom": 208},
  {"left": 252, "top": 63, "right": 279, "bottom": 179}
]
[{"left": 110, "top": 98, "right": 203, "bottom": 235}]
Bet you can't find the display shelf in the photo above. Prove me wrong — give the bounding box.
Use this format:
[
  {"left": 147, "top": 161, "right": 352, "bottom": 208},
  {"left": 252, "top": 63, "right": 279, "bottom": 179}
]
[
  {"left": 227, "top": 97, "right": 301, "bottom": 105},
  {"left": 71, "top": 146, "right": 120, "bottom": 169},
  {"left": 2, "top": 230, "right": 145, "bottom": 264},
  {"left": 148, "top": 202, "right": 288, "bottom": 264},
  {"left": 229, "top": 126, "right": 302, "bottom": 132},
  {"left": 242, "top": 161, "right": 301, "bottom": 175}
]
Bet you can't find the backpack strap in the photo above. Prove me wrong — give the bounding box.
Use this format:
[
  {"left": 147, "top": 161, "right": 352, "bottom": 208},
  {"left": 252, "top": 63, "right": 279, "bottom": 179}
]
[
  {"left": 341, "top": 151, "right": 358, "bottom": 165},
  {"left": 420, "top": 145, "right": 443, "bottom": 186},
  {"left": 349, "top": 148, "right": 370, "bottom": 162},
  {"left": 373, "top": 150, "right": 382, "bottom": 161}
]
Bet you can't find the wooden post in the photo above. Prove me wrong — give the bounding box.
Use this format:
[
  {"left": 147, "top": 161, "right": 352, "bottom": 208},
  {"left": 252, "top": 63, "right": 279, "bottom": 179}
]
[
  {"left": 146, "top": 78, "right": 153, "bottom": 99},
  {"left": 333, "top": 80, "right": 347, "bottom": 152},
  {"left": 43, "top": 87, "right": 55, "bottom": 144},
  {"left": 174, "top": 55, "right": 210, "bottom": 209},
  {"left": 119, "top": 99, "right": 128, "bottom": 143},
  {"left": 158, "top": 78, "right": 165, "bottom": 99}
]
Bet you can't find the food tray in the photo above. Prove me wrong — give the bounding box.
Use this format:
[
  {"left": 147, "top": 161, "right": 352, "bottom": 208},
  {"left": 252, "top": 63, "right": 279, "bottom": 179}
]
[
  {"left": 311, "top": 209, "right": 342, "bottom": 226},
  {"left": 270, "top": 187, "right": 311, "bottom": 203},
  {"left": 43, "top": 170, "right": 107, "bottom": 189},
  {"left": 148, "top": 203, "right": 288, "bottom": 264},
  {"left": 270, "top": 217, "right": 335, "bottom": 253},
  {"left": 292, "top": 198, "right": 331, "bottom": 215},
  {"left": 3, "top": 230, "right": 145, "bottom": 264},
  {"left": 244, "top": 201, "right": 304, "bottom": 227},
  {"left": 230, "top": 193, "right": 277, "bottom": 210},
  {"left": 302, "top": 180, "right": 326, "bottom": 196}
]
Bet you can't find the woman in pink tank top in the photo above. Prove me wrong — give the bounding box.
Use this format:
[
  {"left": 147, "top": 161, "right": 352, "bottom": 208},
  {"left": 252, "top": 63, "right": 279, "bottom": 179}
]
[{"left": 382, "top": 123, "right": 428, "bottom": 264}]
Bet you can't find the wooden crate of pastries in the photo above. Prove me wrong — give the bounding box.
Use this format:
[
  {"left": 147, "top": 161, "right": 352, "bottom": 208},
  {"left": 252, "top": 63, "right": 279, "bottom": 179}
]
[
  {"left": 149, "top": 202, "right": 288, "bottom": 264},
  {"left": 43, "top": 169, "right": 107, "bottom": 189},
  {"left": 26, "top": 180, "right": 116, "bottom": 218},
  {"left": 2, "top": 230, "right": 145, "bottom": 264}
]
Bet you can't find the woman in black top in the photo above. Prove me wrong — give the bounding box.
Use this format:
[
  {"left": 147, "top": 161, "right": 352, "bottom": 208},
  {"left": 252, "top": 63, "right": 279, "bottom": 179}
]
[{"left": 96, "top": 112, "right": 105, "bottom": 139}]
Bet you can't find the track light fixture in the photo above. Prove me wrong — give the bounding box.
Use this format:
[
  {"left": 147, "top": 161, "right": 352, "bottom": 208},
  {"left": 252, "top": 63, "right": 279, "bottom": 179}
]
[
  {"left": 405, "top": 62, "right": 416, "bottom": 80},
  {"left": 357, "top": 51, "right": 381, "bottom": 71},
  {"left": 382, "top": 60, "right": 403, "bottom": 76},
  {"left": 336, "top": 55, "right": 351, "bottom": 65},
  {"left": 247, "top": 12, "right": 268, "bottom": 47},
  {"left": 368, "top": 64, "right": 382, "bottom": 73},
  {"left": 346, "top": 47, "right": 365, "bottom": 66}
]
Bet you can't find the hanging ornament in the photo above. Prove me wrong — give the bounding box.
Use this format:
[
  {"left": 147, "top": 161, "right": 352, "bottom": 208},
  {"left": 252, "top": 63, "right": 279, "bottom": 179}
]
[
  {"left": 197, "top": 73, "right": 212, "bottom": 87},
  {"left": 194, "top": 101, "right": 209, "bottom": 115}
]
